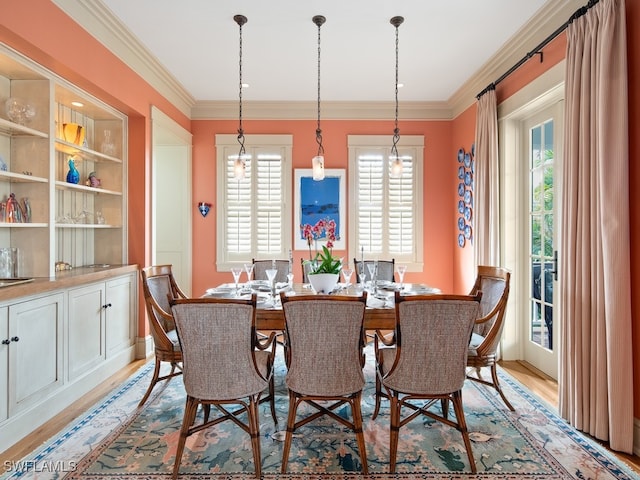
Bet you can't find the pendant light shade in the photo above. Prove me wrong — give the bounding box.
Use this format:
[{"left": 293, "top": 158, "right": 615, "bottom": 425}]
[
  {"left": 389, "top": 16, "right": 404, "bottom": 178},
  {"left": 312, "top": 15, "right": 326, "bottom": 181},
  {"left": 234, "top": 14, "right": 248, "bottom": 180}
]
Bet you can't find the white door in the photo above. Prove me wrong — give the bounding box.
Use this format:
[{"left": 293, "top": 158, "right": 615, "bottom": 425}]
[
  {"left": 151, "top": 107, "right": 192, "bottom": 295},
  {"left": 520, "top": 103, "right": 562, "bottom": 379}
]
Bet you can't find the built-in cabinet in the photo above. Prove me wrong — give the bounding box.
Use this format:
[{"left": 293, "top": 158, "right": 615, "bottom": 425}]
[
  {"left": 0, "top": 44, "right": 127, "bottom": 277},
  {"left": 0, "top": 268, "right": 137, "bottom": 453}
]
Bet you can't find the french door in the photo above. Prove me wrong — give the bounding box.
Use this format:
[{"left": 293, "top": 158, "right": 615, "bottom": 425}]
[{"left": 521, "top": 104, "right": 562, "bottom": 379}]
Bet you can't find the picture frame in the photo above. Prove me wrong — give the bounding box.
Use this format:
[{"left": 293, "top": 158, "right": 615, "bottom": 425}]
[{"left": 294, "top": 168, "right": 346, "bottom": 250}]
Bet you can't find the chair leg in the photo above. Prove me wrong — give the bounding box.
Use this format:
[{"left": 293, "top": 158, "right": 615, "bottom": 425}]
[
  {"left": 172, "top": 396, "right": 199, "bottom": 479},
  {"left": 372, "top": 370, "right": 382, "bottom": 420},
  {"left": 247, "top": 396, "right": 263, "bottom": 479},
  {"left": 491, "top": 364, "right": 515, "bottom": 411},
  {"left": 351, "top": 393, "right": 369, "bottom": 474},
  {"left": 268, "top": 372, "right": 277, "bottom": 425},
  {"left": 388, "top": 394, "right": 401, "bottom": 473},
  {"left": 451, "top": 390, "right": 476, "bottom": 473},
  {"left": 281, "top": 391, "right": 299, "bottom": 473},
  {"left": 138, "top": 356, "right": 161, "bottom": 407}
]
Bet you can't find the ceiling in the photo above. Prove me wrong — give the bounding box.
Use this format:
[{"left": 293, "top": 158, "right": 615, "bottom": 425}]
[{"left": 54, "top": 0, "right": 584, "bottom": 117}]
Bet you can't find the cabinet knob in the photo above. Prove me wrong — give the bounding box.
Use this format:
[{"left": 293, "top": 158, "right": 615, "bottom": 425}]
[
  {"left": 102, "top": 303, "right": 112, "bottom": 309},
  {"left": 10, "top": 336, "right": 19, "bottom": 342},
  {"left": 1, "top": 339, "right": 9, "bottom": 345}
]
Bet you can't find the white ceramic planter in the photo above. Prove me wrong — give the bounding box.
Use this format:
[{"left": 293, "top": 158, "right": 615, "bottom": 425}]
[{"left": 308, "top": 273, "right": 339, "bottom": 294}]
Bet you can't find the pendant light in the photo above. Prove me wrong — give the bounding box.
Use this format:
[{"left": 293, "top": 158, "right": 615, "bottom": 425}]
[
  {"left": 234, "top": 14, "right": 248, "bottom": 180},
  {"left": 312, "top": 15, "right": 326, "bottom": 181},
  {"left": 389, "top": 16, "right": 404, "bottom": 178}
]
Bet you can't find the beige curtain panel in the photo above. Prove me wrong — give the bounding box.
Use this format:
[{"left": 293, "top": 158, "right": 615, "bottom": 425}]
[
  {"left": 559, "top": 0, "right": 633, "bottom": 453},
  {"left": 473, "top": 89, "right": 500, "bottom": 267}
]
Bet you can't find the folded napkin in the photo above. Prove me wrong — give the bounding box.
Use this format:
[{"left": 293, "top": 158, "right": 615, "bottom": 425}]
[{"left": 367, "top": 296, "right": 387, "bottom": 308}]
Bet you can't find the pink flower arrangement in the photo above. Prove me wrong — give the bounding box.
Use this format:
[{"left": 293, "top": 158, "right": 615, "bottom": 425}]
[{"left": 301, "top": 218, "right": 341, "bottom": 274}]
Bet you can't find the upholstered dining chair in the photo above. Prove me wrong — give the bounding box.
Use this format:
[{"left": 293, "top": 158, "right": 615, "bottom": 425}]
[
  {"left": 279, "top": 292, "right": 369, "bottom": 474},
  {"left": 252, "top": 258, "right": 290, "bottom": 283},
  {"left": 372, "top": 292, "right": 482, "bottom": 473},
  {"left": 169, "top": 295, "right": 276, "bottom": 479},
  {"left": 300, "top": 257, "right": 314, "bottom": 283},
  {"left": 138, "top": 264, "right": 189, "bottom": 407},
  {"left": 353, "top": 258, "right": 395, "bottom": 283},
  {"left": 466, "top": 265, "right": 514, "bottom": 410}
]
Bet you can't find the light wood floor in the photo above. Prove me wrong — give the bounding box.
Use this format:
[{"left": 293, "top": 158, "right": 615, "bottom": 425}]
[{"left": 2, "top": 358, "right": 640, "bottom": 475}]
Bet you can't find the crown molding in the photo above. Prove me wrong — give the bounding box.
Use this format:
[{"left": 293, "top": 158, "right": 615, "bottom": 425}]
[
  {"left": 51, "top": 0, "right": 195, "bottom": 117},
  {"left": 448, "top": 0, "right": 584, "bottom": 118},
  {"left": 53, "top": 0, "right": 582, "bottom": 122},
  {"left": 191, "top": 100, "right": 452, "bottom": 121}
]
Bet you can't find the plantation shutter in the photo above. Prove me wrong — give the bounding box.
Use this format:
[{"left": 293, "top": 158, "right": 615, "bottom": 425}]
[
  {"left": 388, "top": 156, "right": 414, "bottom": 255},
  {"left": 216, "top": 134, "right": 292, "bottom": 270}
]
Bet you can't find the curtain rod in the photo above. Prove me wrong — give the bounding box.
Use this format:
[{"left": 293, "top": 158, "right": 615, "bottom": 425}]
[{"left": 476, "top": 0, "right": 600, "bottom": 100}]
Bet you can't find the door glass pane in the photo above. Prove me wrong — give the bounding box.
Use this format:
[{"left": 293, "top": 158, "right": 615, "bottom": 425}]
[{"left": 529, "top": 120, "right": 554, "bottom": 351}]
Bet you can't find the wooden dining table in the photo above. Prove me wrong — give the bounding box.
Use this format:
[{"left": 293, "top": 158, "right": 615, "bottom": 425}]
[{"left": 206, "top": 282, "right": 440, "bottom": 331}]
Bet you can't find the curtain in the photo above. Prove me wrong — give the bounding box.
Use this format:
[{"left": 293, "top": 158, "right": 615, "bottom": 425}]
[
  {"left": 559, "top": 0, "right": 632, "bottom": 453},
  {"left": 473, "top": 88, "right": 500, "bottom": 267}
]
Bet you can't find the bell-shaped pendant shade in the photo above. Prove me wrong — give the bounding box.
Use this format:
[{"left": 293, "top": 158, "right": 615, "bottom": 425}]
[
  {"left": 312, "top": 155, "right": 325, "bottom": 181},
  {"left": 234, "top": 157, "right": 246, "bottom": 180}
]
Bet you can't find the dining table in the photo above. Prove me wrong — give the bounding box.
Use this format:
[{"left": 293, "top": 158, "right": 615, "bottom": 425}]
[{"left": 203, "top": 281, "right": 441, "bottom": 332}]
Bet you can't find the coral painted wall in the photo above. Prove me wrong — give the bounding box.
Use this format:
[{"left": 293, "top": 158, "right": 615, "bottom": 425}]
[{"left": 190, "top": 119, "right": 454, "bottom": 297}]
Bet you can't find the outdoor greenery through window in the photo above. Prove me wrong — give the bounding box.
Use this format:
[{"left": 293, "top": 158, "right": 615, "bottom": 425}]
[
  {"left": 216, "top": 134, "right": 292, "bottom": 270},
  {"left": 348, "top": 135, "right": 424, "bottom": 269}
]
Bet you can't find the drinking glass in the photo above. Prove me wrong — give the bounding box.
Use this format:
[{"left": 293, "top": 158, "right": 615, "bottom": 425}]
[
  {"left": 231, "top": 267, "right": 243, "bottom": 295},
  {"left": 342, "top": 267, "right": 353, "bottom": 290},
  {"left": 367, "top": 261, "right": 378, "bottom": 289},
  {"left": 396, "top": 264, "right": 407, "bottom": 290},
  {"left": 244, "top": 262, "right": 254, "bottom": 283},
  {"left": 265, "top": 268, "right": 278, "bottom": 302},
  {"left": 357, "top": 262, "right": 366, "bottom": 286}
]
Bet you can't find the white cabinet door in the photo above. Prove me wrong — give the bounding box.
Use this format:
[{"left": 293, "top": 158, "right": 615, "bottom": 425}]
[
  {"left": 8, "top": 293, "right": 63, "bottom": 416},
  {"left": 0, "top": 306, "right": 8, "bottom": 422},
  {"left": 105, "top": 274, "right": 135, "bottom": 357},
  {"left": 68, "top": 283, "right": 105, "bottom": 380}
]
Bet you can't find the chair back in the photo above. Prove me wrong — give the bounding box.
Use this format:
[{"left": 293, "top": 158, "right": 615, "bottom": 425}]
[
  {"left": 141, "top": 265, "right": 188, "bottom": 348},
  {"left": 468, "top": 266, "right": 511, "bottom": 355},
  {"left": 281, "top": 293, "right": 367, "bottom": 396},
  {"left": 300, "top": 258, "right": 314, "bottom": 283},
  {"left": 385, "top": 293, "right": 481, "bottom": 395},
  {"left": 252, "top": 259, "right": 290, "bottom": 283},
  {"left": 353, "top": 259, "right": 395, "bottom": 283},
  {"left": 170, "top": 296, "right": 268, "bottom": 400}
]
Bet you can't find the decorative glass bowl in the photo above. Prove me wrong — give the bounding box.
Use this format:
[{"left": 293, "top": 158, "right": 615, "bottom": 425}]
[{"left": 5, "top": 97, "right": 36, "bottom": 125}]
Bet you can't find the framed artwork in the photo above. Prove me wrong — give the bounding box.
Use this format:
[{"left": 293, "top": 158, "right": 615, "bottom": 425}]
[{"left": 294, "top": 168, "right": 346, "bottom": 250}]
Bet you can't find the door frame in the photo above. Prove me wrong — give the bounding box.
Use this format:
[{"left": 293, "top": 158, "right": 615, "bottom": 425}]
[{"left": 498, "top": 62, "right": 564, "bottom": 371}]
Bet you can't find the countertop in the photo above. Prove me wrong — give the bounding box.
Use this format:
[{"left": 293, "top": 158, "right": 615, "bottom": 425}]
[{"left": 0, "top": 264, "right": 139, "bottom": 303}]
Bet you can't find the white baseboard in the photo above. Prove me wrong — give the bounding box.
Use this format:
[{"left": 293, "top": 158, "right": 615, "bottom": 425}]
[{"left": 135, "top": 335, "right": 153, "bottom": 360}]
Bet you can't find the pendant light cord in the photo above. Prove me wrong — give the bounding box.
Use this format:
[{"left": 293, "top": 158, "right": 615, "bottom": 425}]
[
  {"left": 313, "top": 16, "right": 326, "bottom": 157},
  {"left": 235, "top": 15, "right": 247, "bottom": 159},
  {"left": 391, "top": 16, "right": 403, "bottom": 160}
]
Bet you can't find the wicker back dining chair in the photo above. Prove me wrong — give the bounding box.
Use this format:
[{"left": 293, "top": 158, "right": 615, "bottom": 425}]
[
  {"left": 252, "top": 259, "right": 290, "bottom": 283},
  {"left": 138, "top": 264, "right": 189, "bottom": 407},
  {"left": 300, "top": 257, "right": 315, "bottom": 283},
  {"left": 372, "top": 292, "right": 482, "bottom": 473},
  {"left": 169, "top": 295, "right": 275, "bottom": 479},
  {"left": 279, "top": 292, "right": 369, "bottom": 474},
  {"left": 466, "top": 265, "right": 514, "bottom": 410},
  {"left": 353, "top": 258, "right": 395, "bottom": 283}
]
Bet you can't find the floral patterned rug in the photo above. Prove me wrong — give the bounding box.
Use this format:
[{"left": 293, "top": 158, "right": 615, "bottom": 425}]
[{"left": 2, "top": 344, "right": 637, "bottom": 480}]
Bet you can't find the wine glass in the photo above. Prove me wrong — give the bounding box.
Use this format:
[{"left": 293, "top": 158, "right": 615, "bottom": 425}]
[
  {"left": 265, "top": 268, "right": 278, "bottom": 303},
  {"left": 342, "top": 266, "right": 353, "bottom": 290},
  {"left": 357, "top": 262, "right": 366, "bottom": 288},
  {"left": 231, "top": 267, "right": 243, "bottom": 296},
  {"left": 244, "top": 262, "right": 254, "bottom": 284},
  {"left": 366, "top": 261, "right": 378, "bottom": 289},
  {"left": 396, "top": 264, "right": 407, "bottom": 290}
]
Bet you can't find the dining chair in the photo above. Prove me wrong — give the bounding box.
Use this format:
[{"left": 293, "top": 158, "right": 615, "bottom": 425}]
[
  {"left": 279, "top": 292, "right": 369, "bottom": 474},
  {"left": 300, "top": 257, "right": 314, "bottom": 283},
  {"left": 138, "top": 264, "right": 189, "bottom": 407},
  {"left": 466, "top": 265, "right": 514, "bottom": 410},
  {"left": 372, "top": 291, "right": 482, "bottom": 473},
  {"left": 169, "top": 295, "right": 276, "bottom": 479},
  {"left": 252, "top": 258, "right": 290, "bottom": 283},
  {"left": 353, "top": 258, "right": 395, "bottom": 283}
]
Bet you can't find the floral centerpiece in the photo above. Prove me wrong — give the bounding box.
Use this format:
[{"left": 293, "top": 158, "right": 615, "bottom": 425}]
[{"left": 301, "top": 218, "right": 341, "bottom": 275}]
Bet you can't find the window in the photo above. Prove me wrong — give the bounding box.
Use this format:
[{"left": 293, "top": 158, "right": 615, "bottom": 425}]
[
  {"left": 348, "top": 135, "right": 423, "bottom": 270},
  {"left": 216, "top": 134, "right": 292, "bottom": 270}
]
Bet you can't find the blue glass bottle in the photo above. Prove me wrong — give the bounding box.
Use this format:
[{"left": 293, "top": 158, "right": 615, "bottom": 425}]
[{"left": 66, "top": 158, "right": 80, "bottom": 184}]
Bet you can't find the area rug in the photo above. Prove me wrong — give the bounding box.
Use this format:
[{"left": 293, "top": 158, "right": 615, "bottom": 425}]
[{"left": 1, "top": 345, "right": 638, "bottom": 480}]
